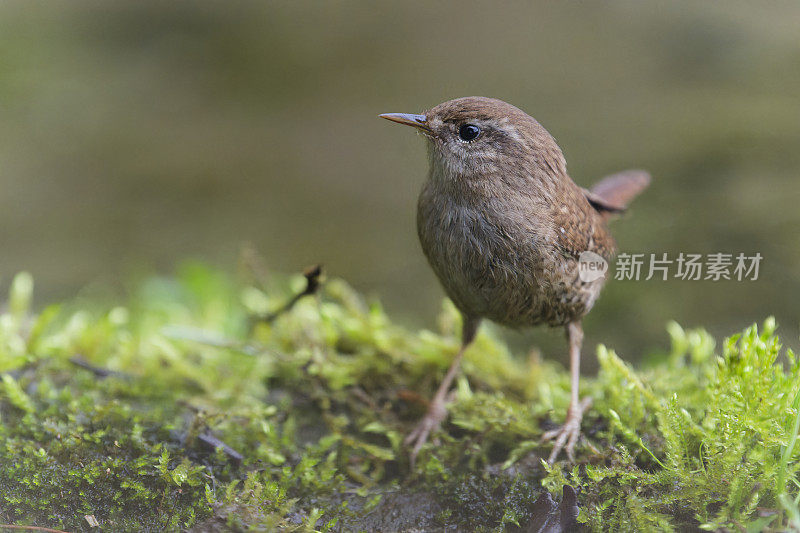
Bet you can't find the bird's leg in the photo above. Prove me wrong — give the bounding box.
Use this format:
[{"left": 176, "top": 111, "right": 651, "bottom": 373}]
[
  {"left": 542, "top": 321, "right": 591, "bottom": 463},
  {"left": 403, "top": 345, "right": 465, "bottom": 465},
  {"left": 405, "top": 318, "right": 479, "bottom": 467}
]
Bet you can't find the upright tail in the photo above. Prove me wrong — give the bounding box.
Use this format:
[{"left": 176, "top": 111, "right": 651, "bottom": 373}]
[{"left": 583, "top": 169, "right": 650, "bottom": 218}]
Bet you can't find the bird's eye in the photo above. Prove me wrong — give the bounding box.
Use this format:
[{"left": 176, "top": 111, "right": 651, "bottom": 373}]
[{"left": 458, "top": 124, "right": 481, "bottom": 142}]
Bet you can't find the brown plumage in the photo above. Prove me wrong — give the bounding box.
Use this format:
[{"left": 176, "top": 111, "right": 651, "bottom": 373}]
[{"left": 381, "top": 96, "right": 649, "bottom": 466}]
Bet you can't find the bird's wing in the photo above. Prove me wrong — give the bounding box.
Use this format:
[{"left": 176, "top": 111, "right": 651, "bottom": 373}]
[{"left": 583, "top": 169, "right": 651, "bottom": 214}]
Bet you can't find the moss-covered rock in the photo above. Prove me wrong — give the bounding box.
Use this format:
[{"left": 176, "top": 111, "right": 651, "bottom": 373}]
[{"left": 0, "top": 264, "right": 797, "bottom": 531}]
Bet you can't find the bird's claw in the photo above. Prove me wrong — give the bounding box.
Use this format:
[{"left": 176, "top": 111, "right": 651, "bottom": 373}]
[
  {"left": 405, "top": 400, "right": 448, "bottom": 468},
  {"left": 541, "top": 397, "right": 592, "bottom": 464}
]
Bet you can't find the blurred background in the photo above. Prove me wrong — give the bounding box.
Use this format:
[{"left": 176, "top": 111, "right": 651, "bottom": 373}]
[{"left": 1, "top": 1, "right": 798, "bottom": 365}]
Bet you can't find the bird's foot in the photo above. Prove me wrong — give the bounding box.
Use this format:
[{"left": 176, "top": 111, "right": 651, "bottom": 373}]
[
  {"left": 541, "top": 397, "right": 592, "bottom": 464},
  {"left": 405, "top": 396, "right": 449, "bottom": 468}
]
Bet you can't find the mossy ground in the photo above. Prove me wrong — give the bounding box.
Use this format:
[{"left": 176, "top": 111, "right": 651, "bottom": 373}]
[{"left": 1, "top": 263, "right": 799, "bottom": 532}]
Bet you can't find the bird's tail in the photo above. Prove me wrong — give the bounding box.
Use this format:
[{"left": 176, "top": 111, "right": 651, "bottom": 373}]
[{"left": 584, "top": 169, "right": 650, "bottom": 217}]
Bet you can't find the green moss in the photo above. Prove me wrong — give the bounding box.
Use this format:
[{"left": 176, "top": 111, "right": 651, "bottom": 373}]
[{"left": 0, "top": 265, "right": 798, "bottom": 531}]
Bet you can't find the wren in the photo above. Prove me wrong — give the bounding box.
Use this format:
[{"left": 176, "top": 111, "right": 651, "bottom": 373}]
[{"left": 380, "top": 97, "right": 649, "bottom": 465}]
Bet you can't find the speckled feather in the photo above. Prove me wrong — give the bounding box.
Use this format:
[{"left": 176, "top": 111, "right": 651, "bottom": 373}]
[{"left": 414, "top": 97, "right": 646, "bottom": 328}]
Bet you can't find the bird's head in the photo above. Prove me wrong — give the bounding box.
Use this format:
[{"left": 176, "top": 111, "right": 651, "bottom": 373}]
[{"left": 380, "top": 96, "right": 566, "bottom": 182}]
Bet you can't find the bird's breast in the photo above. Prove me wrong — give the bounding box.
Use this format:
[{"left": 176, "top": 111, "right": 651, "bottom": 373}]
[{"left": 416, "top": 182, "right": 606, "bottom": 327}]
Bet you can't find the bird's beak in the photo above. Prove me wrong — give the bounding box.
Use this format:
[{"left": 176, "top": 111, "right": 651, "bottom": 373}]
[{"left": 379, "top": 113, "right": 431, "bottom": 133}]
